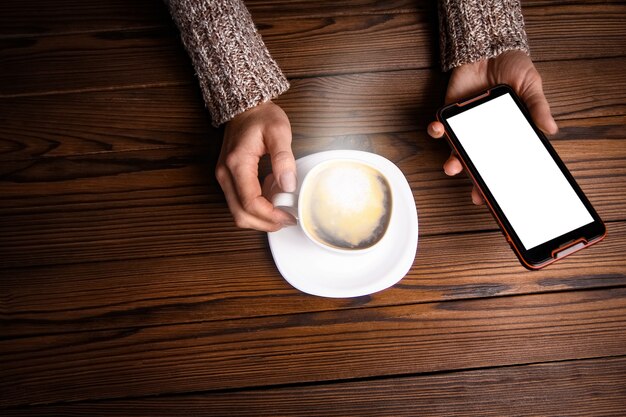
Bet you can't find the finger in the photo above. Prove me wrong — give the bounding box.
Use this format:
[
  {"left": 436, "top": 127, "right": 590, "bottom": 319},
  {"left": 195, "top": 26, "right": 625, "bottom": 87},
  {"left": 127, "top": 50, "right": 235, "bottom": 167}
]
[
  {"left": 265, "top": 123, "right": 297, "bottom": 192},
  {"left": 261, "top": 173, "right": 277, "bottom": 198},
  {"left": 471, "top": 186, "right": 485, "bottom": 205},
  {"left": 427, "top": 121, "right": 446, "bottom": 139},
  {"left": 520, "top": 82, "right": 558, "bottom": 135},
  {"left": 443, "top": 152, "right": 464, "bottom": 176},
  {"left": 228, "top": 157, "right": 294, "bottom": 227},
  {"left": 262, "top": 174, "right": 297, "bottom": 225},
  {"left": 216, "top": 164, "right": 284, "bottom": 232}
]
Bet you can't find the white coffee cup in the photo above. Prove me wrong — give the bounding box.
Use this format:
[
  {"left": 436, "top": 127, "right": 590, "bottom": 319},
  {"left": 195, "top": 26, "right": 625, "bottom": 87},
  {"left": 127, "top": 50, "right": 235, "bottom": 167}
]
[{"left": 272, "top": 158, "right": 393, "bottom": 254}]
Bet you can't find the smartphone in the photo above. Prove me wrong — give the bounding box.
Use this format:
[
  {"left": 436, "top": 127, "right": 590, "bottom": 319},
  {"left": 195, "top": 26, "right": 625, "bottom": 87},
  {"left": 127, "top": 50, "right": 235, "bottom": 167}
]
[{"left": 437, "top": 84, "right": 606, "bottom": 269}]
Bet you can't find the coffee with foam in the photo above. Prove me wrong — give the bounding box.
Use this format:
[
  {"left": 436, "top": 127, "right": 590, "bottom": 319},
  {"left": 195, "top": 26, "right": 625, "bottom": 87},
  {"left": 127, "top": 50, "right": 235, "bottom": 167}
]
[{"left": 300, "top": 160, "right": 392, "bottom": 250}]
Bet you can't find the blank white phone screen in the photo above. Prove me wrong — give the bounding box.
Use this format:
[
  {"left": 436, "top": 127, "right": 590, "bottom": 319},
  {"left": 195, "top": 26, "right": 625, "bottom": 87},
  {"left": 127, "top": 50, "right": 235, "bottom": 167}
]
[{"left": 447, "top": 93, "right": 593, "bottom": 250}]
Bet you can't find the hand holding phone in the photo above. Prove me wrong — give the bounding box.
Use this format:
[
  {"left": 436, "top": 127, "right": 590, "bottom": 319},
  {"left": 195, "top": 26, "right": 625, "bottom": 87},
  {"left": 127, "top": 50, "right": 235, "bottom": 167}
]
[
  {"left": 429, "top": 51, "right": 559, "bottom": 205},
  {"left": 437, "top": 84, "right": 605, "bottom": 269}
]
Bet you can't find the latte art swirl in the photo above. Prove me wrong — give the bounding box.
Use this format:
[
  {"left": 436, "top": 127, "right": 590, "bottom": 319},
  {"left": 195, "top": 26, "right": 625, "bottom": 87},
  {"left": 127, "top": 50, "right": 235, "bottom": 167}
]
[{"left": 301, "top": 161, "right": 392, "bottom": 250}]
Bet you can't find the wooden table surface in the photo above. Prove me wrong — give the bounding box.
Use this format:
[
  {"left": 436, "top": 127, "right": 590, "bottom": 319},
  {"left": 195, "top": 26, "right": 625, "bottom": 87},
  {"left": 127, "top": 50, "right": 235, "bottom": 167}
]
[{"left": 1, "top": 0, "right": 626, "bottom": 415}]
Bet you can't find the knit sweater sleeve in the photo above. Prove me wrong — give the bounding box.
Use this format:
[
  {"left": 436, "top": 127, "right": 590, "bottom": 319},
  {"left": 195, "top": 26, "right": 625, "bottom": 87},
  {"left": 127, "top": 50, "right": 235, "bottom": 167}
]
[
  {"left": 165, "top": 0, "right": 290, "bottom": 126},
  {"left": 438, "top": 0, "right": 530, "bottom": 71}
]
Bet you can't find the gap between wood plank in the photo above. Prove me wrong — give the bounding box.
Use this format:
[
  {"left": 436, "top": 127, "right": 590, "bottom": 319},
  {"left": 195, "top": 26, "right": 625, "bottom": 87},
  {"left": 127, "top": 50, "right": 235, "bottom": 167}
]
[
  {"left": 2, "top": 54, "right": 625, "bottom": 100},
  {"left": 0, "top": 214, "right": 620, "bottom": 273},
  {"left": 0, "top": 81, "right": 190, "bottom": 99},
  {"left": 1, "top": 353, "right": 624, "bottom": 411},
  {"left": 0, "top": 1, "right": 620, "bottom": 38},
  {"left": 3, "top": 275, "right": 625, "bottom": 342},
  {"left": 0, "top": 25, "right": 170, "bottom": 41},
  {"left": 0, "top": 107, "right": 622, "bottom": 164}
]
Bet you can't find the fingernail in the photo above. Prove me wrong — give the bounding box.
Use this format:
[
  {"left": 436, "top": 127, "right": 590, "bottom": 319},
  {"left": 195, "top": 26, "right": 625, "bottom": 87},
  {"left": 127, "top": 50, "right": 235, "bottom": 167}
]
[
  {"left": 282, "top": 216, "right": 297, "bottom": 226},
  {"left": 280, "top": 172, "right": 297, "bottom": 192},
  {"left": 551, "top": 120, "right": 559, "bottom": 134}
]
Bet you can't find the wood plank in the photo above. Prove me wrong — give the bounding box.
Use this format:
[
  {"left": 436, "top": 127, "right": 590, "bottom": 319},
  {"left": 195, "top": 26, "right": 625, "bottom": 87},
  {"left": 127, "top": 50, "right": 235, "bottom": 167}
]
[
  {"left": 254, "top": 12, "right": 437, "bottom": 78},
  {"left": 0, "top": 116, "right": 624, "bottom": 264},
  {"left": 247, "top": 0, "right": 424, "bottom": 20},
  {"left": 277, "top": 58, "right": 626, "bottom": 138},
  {"left": 1, "top": 0, "right": 622, "bottom": 38},
  {"left": 0, "top": 15, "right": 435, "bottom": 96},
  {"left": 0, "top": 0, "right": 172, "bottom": 37},
  {"left": 0, "top": 124, "right": 623, "bottom": 268},
  {"left": 523, "top": 0, "right": 626, "bottom": 6},
  {"left": 0, "top": 28, "right": 194, "bottom": 97},
  {"left": 1, "top": 287, "right": 626, "bottom": 406},
  {"left": 0, "top": 1, "right": 423, "bottom": 37},
  {"left": 1, "top": 1, "right": 623, "bottom": 415},
  {"left": 1, "top": 56, "right": 624, "bottom": 161},
  {"left": 3, "top": 357, "right": 625, "bottom": 416},
  {"left": 1, "top": 220, "right": 624, "bottom": 338},
  {"left": 525, "top": 3, "right": 626, "bottom": 61},
  {"left": 1, "top": 7, "right": 624, "bottom": 95},
  {"left": 264, "top": 4, "right": 626, "bottom": 77},
  {"left": 0, "top": 85, "right": 212, "bottom": 161},
  {"left": 0, "top": 13, "right": 435, "bottom": 96}
]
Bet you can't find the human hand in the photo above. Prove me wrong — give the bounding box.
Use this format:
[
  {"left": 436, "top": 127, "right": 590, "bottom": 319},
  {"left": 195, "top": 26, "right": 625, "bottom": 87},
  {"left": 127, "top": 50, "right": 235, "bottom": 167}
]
[
  {"left": 215, "top": 101, "right": 297, "bottom": 232},
  {"left": 427, "top": 50, "right": 558, "bottom": 204}
]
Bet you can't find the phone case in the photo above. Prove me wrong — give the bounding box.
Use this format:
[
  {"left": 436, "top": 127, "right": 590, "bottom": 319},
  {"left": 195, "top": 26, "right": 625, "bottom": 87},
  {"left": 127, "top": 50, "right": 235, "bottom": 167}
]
[{"left": 437, "top": 85, "right": 606, "bottom": 269}]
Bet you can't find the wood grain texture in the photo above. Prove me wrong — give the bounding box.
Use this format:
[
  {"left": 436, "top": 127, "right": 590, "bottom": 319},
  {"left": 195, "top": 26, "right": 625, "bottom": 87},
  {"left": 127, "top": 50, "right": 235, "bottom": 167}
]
[
  {"left": 4, "top": 357, "right": 626, "bottom": 416},
  {"left": 2, "top": 56, "right": 623, "bottom": 161},
  {"left": 278, "top": 58, "right": 626, "bottom": 138},
  {"left": 2, "top": 287, "right": 626, "bottom": 406},
  {"left": 1, "top": 5, "right": 624, "bottom": 95},
  {"left": 0, "top": 85, "right": 212, "bottom": 161},
  {"left": 525, "top": 4, "right": 626, "bottom": 61},
  {"left": 0, "top": 0, "right": 172, "bottom": 37},
  {"left": 256, "top": 12, "right": 438, "bottom": 77},
  {"left": 1, "top": 221, "right": 624, "bottom": 338},
  {"left": 1, "top": 0, "right": 622, "bottom": 38},
  {"left": 1, "top": 125, "right": 624, "bottom": 268},
  {"left": 0, "top": 0, "right": 423, "bottom": 38},
  {"left": 2, "top": 0, "right": 626, "bottom": 414},
  {"left": 0, "top": 28, "right": 194, "bottom": 97},
  {"left": 262, "top": 3, "right": 626, "bottom": 77}
]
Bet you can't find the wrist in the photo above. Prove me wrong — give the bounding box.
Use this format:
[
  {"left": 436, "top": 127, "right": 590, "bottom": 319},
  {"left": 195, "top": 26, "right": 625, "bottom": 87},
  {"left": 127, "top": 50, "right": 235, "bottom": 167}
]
[{"left": 438, "top": 0, "right": 529, "bottom": 71}]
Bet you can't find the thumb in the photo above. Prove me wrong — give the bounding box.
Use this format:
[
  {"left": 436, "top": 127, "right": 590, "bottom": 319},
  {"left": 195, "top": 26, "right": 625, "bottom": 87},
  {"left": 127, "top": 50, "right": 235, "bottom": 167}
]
[
  {"left": 265, "top": 124, "right": 297, "bottom": 193},
  {"left": 520, "top": 82, "right": 558, "bottom": 135}
]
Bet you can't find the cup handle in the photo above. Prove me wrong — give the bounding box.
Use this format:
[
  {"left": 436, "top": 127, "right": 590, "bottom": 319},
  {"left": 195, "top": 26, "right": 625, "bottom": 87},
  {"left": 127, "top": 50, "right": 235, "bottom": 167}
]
[{"left": 272, "top": 192, "right": 299, "bottom": 220}]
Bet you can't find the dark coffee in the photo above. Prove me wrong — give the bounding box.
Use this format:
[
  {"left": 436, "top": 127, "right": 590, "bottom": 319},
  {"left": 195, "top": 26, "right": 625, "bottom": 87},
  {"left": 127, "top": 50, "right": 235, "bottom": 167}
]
[{"left": 300, "top": 160, "right": 392, "bottom": 250}]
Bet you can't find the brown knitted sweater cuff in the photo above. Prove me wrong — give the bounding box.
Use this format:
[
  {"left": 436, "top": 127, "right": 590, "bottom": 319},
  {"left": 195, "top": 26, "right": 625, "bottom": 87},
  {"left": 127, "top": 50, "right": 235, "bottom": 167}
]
[
  {"left": 166, "top": 0, "right": 290, "bottom": 126},
  {"left": 438, "top": 0, "right": 530, "bottom": 71}
]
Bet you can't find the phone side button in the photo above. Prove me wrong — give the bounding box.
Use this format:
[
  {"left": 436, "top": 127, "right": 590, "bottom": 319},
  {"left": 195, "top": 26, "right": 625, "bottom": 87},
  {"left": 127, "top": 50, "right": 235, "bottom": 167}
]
[{"left": 554, "top": 241, "right": 586, "bottom": 259}]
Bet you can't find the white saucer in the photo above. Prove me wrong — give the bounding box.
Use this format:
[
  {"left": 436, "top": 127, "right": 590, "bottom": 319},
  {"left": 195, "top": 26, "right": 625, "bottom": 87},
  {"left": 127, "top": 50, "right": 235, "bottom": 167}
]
[{"left": 268, "top": 150, "right": 418, "bottom": 298}]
